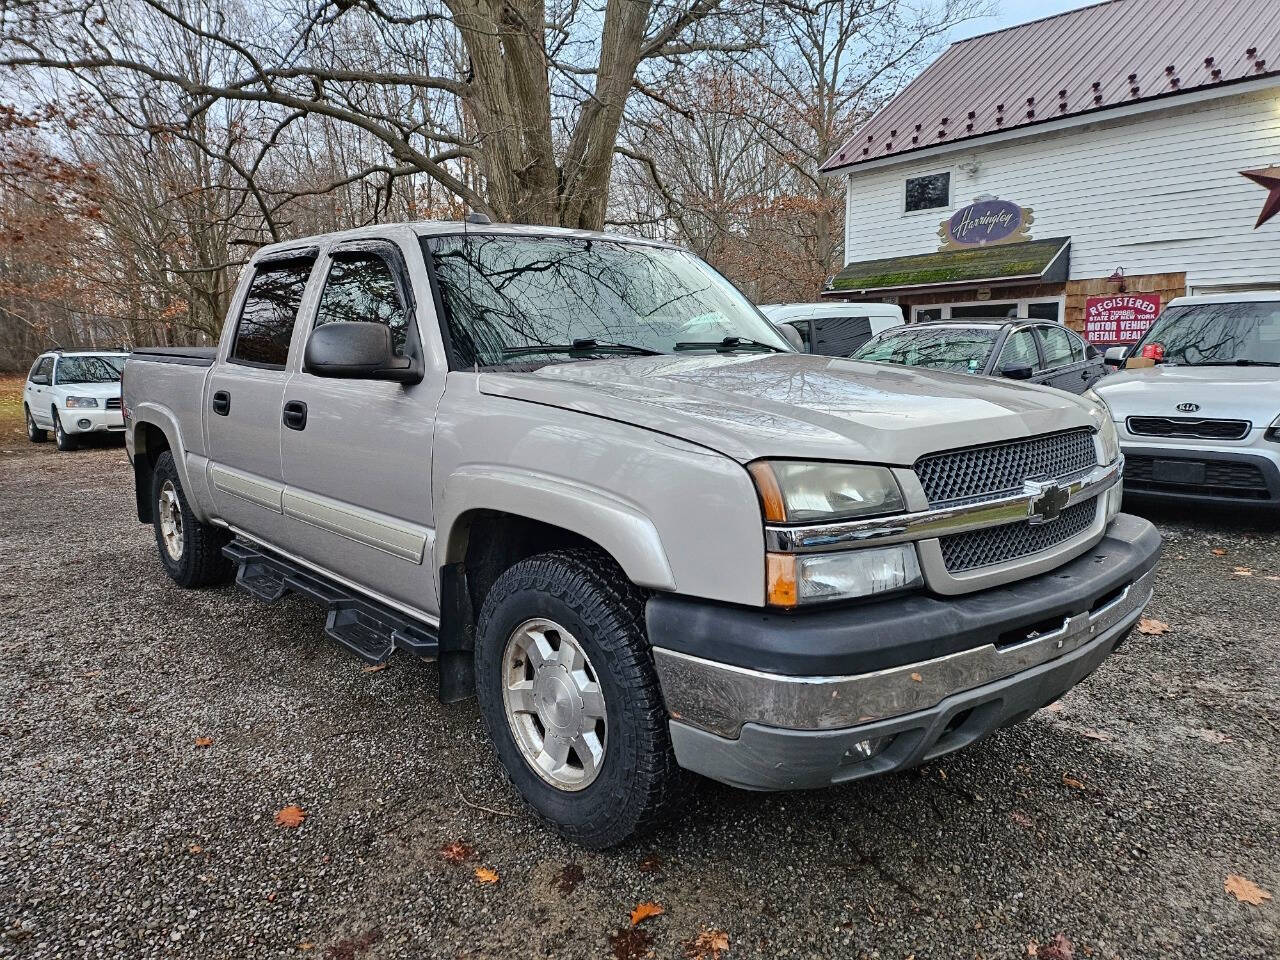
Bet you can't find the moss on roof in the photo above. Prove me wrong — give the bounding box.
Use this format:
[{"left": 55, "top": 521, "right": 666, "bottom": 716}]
[{"left": 830, "top": 237, "right": 1070, "bottom": 293}]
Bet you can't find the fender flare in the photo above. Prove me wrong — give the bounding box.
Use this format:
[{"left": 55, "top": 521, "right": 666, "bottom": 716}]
[
  {"left": 131, "top": 404, "right": 212, "bottom": 523},
  {"left": 436, "top": 465, "right": 677, "bottom": 592}
]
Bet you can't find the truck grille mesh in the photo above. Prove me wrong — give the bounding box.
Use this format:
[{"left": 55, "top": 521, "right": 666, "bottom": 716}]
[
  {"left": 914, "top": 429, "right": 1096, "bottom": 506},
  {"left": 940, "top": 500, "right": 1097, "bottom": 572}
]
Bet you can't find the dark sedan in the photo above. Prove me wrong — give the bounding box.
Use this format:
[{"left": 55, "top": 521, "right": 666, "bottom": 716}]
[{"left": 849, "top": 319, "right": 1107, "bottom": 394}]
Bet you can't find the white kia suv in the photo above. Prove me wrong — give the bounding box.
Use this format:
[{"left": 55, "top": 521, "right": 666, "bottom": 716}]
[{"left": 23, "top": 349, "right": 129, "bottom": 451}]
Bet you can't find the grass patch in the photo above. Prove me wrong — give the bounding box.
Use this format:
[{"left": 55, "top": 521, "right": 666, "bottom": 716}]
[{"left": 0, "top": 377, "right": 25, "bottom": 440}]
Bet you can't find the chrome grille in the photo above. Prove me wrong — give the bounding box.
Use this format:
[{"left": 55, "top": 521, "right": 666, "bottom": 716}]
[
  {"left": 940, "top": 500, "right": 1097, "bottom": 572},
  {"left": 1126, "top": 416, "right": 1249, "bottom": 441},
  {"left": 914, "top": 429, "right": 1096, "bottom": 506}
]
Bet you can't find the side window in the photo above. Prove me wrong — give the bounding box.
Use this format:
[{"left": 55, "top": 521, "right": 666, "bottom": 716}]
[
  {"left": 905, "top": 172, "right": 950, "bottom": 212},
  {"left": 313, "top": 253, "right": 408, "bottom": 356},
  {"left": 813, "top": 316, "right": 873, "bottom": 355},
  {"left": 1037, "top": 325, "right": 1076, "bottom": 369},
  {"left": 997, "top": 329, "right": 1041, "bottom": 371},
  {"left": 230, "top": 259, "right": 314, "bottom": 367},
  {"left": 1065, "top": 329, "right": 1087, "bottom": 362},
  {"left": 30, "top": 357, "right": 53, "bottom": 383}
]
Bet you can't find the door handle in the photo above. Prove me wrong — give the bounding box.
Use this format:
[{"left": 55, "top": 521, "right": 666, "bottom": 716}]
[
  {"left": 1081, "top": 369, "right": 1090, "bottom": 379},
  {"left": 212, "top": 390, "right": 231, "bottom": 416},
  {"left": 283, "top": 400, "right": 308, "bottom": 431}
]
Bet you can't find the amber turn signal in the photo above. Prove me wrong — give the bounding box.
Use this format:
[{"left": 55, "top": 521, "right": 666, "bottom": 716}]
[
  {"left": 747, "top": 461, "right": 787, "bottom": 523},
  {"left": 766, "top": 552, "right": 798, "bottom": 608}
]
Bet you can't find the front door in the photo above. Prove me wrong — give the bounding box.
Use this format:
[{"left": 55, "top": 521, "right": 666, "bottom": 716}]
[
  {"left": 25, "top": 356, "right": 55, "bottom": 427},
  {"left": 205, "top": 254, "right": 316, "bottom": 541},
  {"left": 278, "top": 239, "right": 445, "bottom": 616}
]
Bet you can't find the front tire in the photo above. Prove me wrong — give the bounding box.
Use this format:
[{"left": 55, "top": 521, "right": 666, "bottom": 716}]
[
  {"left": 25, "top": 406, "right": 47, "bottom": 443},
  {"left": 151, "top": 451, "right": 233, "bottom": 588},
  {"left": 474, "top": 549, "right": 685, "bottom": 849},
  {"left": 53, "top": 411, "right": 76, "bottom": 451}
]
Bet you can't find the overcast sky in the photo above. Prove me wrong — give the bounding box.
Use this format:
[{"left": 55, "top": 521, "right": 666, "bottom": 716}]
[{"left": 949, "top": 0, "right": 1102, "bottom": 42}]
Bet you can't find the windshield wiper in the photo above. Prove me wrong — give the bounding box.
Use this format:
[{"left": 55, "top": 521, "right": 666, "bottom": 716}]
[
  {"left": 1185, "top": 359, "right": 1280, "bottom": 367},
  {"left": 672, "top": 336, "right": 785, "bottom": 353},
  {"left": 502, "top": 338, "right": 664, "bottom": 358}
]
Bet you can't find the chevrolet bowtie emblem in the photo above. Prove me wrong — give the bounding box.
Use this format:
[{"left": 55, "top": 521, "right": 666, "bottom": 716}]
[{"left": 1025, "top": 478, "right": 1069, "bottom": 524}]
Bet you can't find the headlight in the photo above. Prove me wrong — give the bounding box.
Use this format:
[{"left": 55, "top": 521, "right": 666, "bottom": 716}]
[
  {"left": 1266, "top": 414, "right": 1280, "bottom": 443},
  {"left": 766, "top": 545, "right": 923, "bottom": 607},
  {"left": 1083, "top": 389, "right": 1119, "bottom": 464},
  {"left": 64, "top": 396, "right": 100, "bottom": 408},
  {"left": 748, "top": 460, "right": 904, "bottom": 523}
]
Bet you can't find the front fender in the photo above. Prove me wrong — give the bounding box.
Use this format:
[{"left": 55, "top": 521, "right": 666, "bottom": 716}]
[{"left": 437, "top": 465, "right": 676, "bottom": 591}]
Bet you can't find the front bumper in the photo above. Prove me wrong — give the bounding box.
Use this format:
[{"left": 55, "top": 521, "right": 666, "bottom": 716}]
[
  {"left": 62, "top": 406, "right": 124, "bottom": 434},
  {"left": 647, "top": 513, "right": 1160, "bottom": 790},
  {"left": 1120, "top": 443, "right": 1280, "bottom": 506}
]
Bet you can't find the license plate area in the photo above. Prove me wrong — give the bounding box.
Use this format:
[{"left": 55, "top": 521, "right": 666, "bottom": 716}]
[{"left": 1152, "top": 459, "right": 1206, "bottom": 484}]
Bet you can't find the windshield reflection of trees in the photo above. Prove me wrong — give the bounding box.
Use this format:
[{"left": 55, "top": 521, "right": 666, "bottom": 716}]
[
  {"left": 1142, "top": 303, "right": 1280, "bottom": 364},
  {"left": 56, "top": 356, "right": 125, "bottom": 383},
  {"left": 427, "top": 235, "right": 779, "bottom": 367},
  {"left": 856, "top": 329, "right": 997, "bottom": 373}
]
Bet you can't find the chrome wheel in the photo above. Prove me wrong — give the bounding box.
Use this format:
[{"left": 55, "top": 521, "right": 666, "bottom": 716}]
[
  {"left": 157, "top": 479, "right": 184, "bottom": 562},
  {"left": 501, "top": 618, "right": 607, "bottom": 791},
  {"left": 26, "top": 410, "right": 36, "bottom": 440}
]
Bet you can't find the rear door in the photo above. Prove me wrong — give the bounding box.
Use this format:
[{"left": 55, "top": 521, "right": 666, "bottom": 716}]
[
  {"left": 205, "top": 252, "right": 317, "bottom": 540},
  {"left": 1035, "top": 324, "right": 1094, "bottom": 393},
  {"left": 278, "top": 237, "right": 445, "bottom": 614}
]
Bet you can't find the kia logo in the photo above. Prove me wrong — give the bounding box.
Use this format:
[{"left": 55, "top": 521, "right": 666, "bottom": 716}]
[{"left": 1176, "top": 402, "right": 1200, "bottom": 413}]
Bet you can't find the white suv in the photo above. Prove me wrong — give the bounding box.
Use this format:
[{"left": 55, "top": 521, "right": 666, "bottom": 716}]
[{"left": 23, "top": 350, "right": 129, "bottom": 451}]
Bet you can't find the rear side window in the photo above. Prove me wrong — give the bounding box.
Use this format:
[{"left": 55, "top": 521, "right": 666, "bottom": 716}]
[
  {"left": 313, "top": 253, "right": 407, "bottom": 356},
  {"left": 1037, "top": 325, "right": 1075, "bottom": 368},
  {"left": 230, "top": 259, "right": 314, "bottom": 367}
]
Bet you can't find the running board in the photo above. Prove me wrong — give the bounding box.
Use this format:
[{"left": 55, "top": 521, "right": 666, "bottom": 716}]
[{"left": 223, "top": 540, "right": 439, "bottom": 665}]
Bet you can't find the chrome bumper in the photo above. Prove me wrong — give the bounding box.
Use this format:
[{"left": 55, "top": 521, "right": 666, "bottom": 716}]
[{"left": 653, "top": 563, "right": 1155, "bottom": 739}]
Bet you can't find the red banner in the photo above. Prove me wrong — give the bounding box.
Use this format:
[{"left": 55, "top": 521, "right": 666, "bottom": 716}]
[{"left": 1083, "top": 294, "right": 1160, "bottom": 344}]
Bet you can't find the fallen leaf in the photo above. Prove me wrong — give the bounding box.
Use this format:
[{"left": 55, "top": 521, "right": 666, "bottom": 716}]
[
  {"left": 637, "top": 854, "right": 664, "bottom": 874},
  {"left": 188, "top": 844, "right": 202, "bottom": 854},
  {"left": 1137, "top": 617, "right": 1169, "bottom": 635},
  {"left": 1079, "top": 728, "right": 1112, "bottom": 742},
  {"left": 1232, "top": 567, "right": 1253, "bottom": 577},
  {"left": 1224, "top": 874, "right": 1272, "bottom": 905},
  {"left": 474, "top": 866, "right": 499, "bottom": 885},
  {"left": 684, "top": 928, "right": 730, "bottom": 960},
  {"left": 938, "top": 768, "right": 947, "bottom": 780},
  {"left": 1266, "top": 576, "right": 1280, "bottom": 583},
  {"left": 610, "top": 927, "right": 654, "bottom": 960},
  {"left": 1010, "top": 810, "right": 1034, "bottom": 828},
  {"left": 1062, "top": 774, "right": 1086, "bottom": 790},
  {"left": 910, "top": 671, "right": 923, "bottom": 683},
  {"left": 1210, "top": 547, "right": 1227, "bottom": 556},
  {"left": 194, "top": 736, "right": 213, "bottom": 748},
  {"left": 554, "top": 862, "right": 585, "bottom": 894},
  {"left": 439, "top": 841, "right": 473, "bottom": 864},
  {"left": 274, "top": 805, "right": 306, "bottom": 828},
  {"left": 1029, "top": 934, "right": 1075, "bottom": 960},
  {"left": 1198, "top": 729, "right": 1231, "bottom": 745},
  {"left": 630, "top": 901, "right": 664, "bottom": 926},
  {"left": 298, "top": 943, "right": 314, "bottom": 952},
  {"left": 362, "top": 663, "right": 387, "bottom": 673}
]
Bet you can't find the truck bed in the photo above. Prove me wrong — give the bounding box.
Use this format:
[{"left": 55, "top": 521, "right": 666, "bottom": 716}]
[{"left": 129, "top": 346, "right": 217, "bottom": 366}]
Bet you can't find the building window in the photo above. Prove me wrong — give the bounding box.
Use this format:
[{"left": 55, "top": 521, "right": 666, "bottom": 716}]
[{"left": 904, "top": 172, "right": 950, "bottom": 212}]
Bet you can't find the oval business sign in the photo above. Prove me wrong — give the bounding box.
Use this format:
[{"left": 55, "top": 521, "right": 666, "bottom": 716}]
[{"left": 943, "top": 198, "right": 1031, "bottom": 248}]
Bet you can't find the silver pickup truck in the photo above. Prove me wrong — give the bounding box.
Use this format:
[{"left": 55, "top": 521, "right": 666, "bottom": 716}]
[{"left": 123, "top": 221, "right": 1161, "bottom": 848}]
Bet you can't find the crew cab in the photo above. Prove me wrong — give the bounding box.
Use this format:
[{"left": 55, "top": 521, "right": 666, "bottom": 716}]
[
  {"left": 1093, "top": 291, "right": 1280, "bottom": 507},
  {"left": 24, "top": 349, "right": 129, "bottom": 450},
  {"left": 123, "top": 222, "right": 1161, "bottom": 848}
]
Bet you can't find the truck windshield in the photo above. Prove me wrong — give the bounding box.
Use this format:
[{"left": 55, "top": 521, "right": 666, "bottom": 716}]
[
  {"left": 422, "top": 234, "right": 790, "bottom": 367},
  {"left": 1134, "top": 302, "right": 1280, "bottom": 365},
  {"left": 55, "top": 355, "right": 126, "bottom": 384},
  {"left": 851, "top": 327, "right": 999, "bottom": 374}
]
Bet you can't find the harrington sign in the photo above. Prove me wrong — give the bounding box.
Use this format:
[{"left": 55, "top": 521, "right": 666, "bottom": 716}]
[{"left": 938, "top": 197, "right": 1034, "bottom": 250}]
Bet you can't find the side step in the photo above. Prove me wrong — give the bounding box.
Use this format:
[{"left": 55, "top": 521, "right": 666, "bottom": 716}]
[{"left": 223, "top": 540, "right": 439, "bottom": 665}]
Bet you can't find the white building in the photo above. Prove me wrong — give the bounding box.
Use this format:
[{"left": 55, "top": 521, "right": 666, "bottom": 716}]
[{"left": 821, "top": 0, "right": 1280, "bottom": 344}]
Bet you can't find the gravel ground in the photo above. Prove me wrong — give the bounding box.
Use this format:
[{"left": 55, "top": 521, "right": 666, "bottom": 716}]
[{"left": 1, "top": 441, "right": 1277, "bottom": 960}]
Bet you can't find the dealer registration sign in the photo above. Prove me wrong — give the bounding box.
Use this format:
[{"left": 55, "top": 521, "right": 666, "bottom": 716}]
[{"left": 1084, "top": 294, "right": 1161, "bottom": 343}]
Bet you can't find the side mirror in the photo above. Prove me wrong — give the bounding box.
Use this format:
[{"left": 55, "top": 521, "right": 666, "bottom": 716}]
[
  {"left": 774, "top": 323, "right": 806, "bottom": 352},
  {"left": 1103, "top": 346, "right": 1128, "bottom": 367},
  {"left": 1000, "top": 364, "right": 1034, "bottom": 381},
  {"left": 30, "top": 374, "right": 49, "bottom": 386},
  {"left": 304, "top": 322, "right": 418, "bottom": 382}
]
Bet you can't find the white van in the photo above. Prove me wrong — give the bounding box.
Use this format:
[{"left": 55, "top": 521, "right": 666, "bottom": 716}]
[{"left": 760, "top": 302, "right": 903, "bottom": 356}]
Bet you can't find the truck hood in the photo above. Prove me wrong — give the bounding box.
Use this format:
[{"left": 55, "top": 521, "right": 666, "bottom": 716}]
[
  {"left": 1093, "top": 364, "right": 1280, "bottom": 423},
  {"left": 479, "top": 353, "right": 1098, "bottom": 464}
]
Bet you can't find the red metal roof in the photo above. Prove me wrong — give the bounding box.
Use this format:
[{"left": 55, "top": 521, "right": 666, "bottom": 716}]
[{"left": 822, "top": 0, "right": 1280, "bottom": 172}]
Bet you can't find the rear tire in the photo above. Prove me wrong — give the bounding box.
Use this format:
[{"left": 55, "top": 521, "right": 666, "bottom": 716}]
[
  {"left": 25, "top": 406, "right": 47, "bottom": 443},
  {"left": 474, "top": 548, "right": 685, "bottom": 849},
  {"left": 151, "top": 450, "right": 233, "bottom": 588},
  {"left": 53, "top": 411, "right": 76, "bottom": 451}
]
